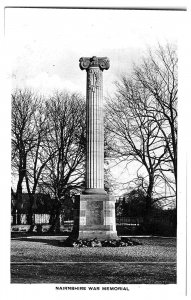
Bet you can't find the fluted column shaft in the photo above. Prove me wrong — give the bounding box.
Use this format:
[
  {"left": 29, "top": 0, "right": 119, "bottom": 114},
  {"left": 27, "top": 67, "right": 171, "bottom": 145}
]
[
  {"left": 86, "top": 67, "right": 103, "bottom": 192},
  {"left": 79, "top": 56, "right": 110, "bottom": 194}
]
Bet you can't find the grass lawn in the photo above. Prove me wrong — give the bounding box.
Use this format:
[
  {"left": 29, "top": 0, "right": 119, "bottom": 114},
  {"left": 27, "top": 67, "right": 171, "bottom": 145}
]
[{"left": 11, "top": 236, "right": 176, "bottom": 284}]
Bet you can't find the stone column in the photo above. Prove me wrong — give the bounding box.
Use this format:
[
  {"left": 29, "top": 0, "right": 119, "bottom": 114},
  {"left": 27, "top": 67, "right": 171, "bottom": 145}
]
[
  {"left": 71, "top": 56, "right": 118, "bottom": 241},
  {"left": 79, "top": 56, "right": 109, "bottom": 195}
]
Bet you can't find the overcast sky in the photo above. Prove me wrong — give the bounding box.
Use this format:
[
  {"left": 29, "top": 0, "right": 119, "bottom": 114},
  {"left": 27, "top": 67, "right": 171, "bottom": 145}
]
[
  {"left": 6, "top": 8, "right": 183, "bottom": 196},
  {"left": 6, "top": 8, "right": 181, "bottom": 97}
]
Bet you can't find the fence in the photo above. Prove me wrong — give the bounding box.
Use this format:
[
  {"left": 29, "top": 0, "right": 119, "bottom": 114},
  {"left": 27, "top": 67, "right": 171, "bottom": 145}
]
[
  {"left": 11, "top": 214, "right": 142, "bottom": 226},
  {"left": 11, "top": 213, "right": 50, "bottom": 225},
  {"left": 11, "top": 213, "right": 176, "bottom": 236},
  {"left": 116, "top": 216, "right": 142, "bottom": 226},
  {"left": 11, "top": 213, "right": 72, "bottom": 226},
  {"left": 11, "top": 213, "right": 74, "bottom": 232}
]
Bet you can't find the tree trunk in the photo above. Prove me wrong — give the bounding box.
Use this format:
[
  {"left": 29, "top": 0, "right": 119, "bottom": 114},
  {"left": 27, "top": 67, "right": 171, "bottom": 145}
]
[
  {"left": 27, "top": 207, "right": 34, "bottom": 232},
  {"left": 27, "top": 194, "right": 36, "bottom": 232},
  {"left": 48, "top": 208, "right": 61, "bottom": 233},
  {"left": 12, "top": 207, "right": 17, "bottom": 225},
  {"left": 16, "top": 182, "right": 23, "bottom": 225},
  {"left": 143, "top": 176, "right": 154, "bottom": 232},
  {"left": 11, "top": 189, "right": 17, "bottom": 225}
]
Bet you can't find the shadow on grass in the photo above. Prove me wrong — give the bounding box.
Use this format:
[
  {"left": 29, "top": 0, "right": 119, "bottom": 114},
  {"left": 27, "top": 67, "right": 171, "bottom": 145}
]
[
  {"left": 12, "top": 236, "right": 67, "bottom": 247},
  {"left": 12, "top": 235, "right": 142, "bottom": 248}
]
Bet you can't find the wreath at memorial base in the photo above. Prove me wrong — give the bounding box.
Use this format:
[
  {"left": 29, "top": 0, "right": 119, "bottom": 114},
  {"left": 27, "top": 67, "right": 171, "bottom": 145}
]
[{"left": 61, "top": 237, "right": 141, "bottom": 247}]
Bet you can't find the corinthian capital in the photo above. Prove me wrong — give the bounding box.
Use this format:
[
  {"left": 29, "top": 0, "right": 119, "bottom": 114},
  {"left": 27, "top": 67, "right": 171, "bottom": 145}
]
[{"left": 79, "top": 56, "right": 110, "bottom": 71}]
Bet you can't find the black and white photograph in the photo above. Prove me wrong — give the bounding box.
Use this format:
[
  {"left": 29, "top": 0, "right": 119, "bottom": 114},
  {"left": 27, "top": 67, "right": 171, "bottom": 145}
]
[{"left": 1, "top": 0, "right": 190, "bottom": 298}]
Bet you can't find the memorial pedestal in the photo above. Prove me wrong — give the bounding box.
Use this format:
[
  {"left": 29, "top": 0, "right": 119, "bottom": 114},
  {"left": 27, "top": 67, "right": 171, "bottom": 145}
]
[{"left": 72, "top": 194, "right": 118, "bottom": 240}]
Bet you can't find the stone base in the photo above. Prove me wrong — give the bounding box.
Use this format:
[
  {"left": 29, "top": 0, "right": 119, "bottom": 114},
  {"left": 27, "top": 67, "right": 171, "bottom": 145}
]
[{"left": 70, "top": 194, "right": 118, "bottom": 241}]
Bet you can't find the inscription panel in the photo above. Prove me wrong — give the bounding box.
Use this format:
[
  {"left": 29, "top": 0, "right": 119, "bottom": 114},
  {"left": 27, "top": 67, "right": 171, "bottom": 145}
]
[{"left": 86, "top": 201, "right": 103, "bottom": 225}]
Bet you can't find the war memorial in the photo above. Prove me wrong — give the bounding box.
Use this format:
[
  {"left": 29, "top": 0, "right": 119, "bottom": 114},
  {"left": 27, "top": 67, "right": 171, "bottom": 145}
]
[{"left": 69, "top": 56, "right": 118, "bottom": 242}]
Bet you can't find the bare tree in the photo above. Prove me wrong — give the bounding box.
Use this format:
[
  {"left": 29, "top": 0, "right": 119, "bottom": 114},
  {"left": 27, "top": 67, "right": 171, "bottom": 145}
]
[
  {"left": 106, "top": 83, "right": 169, "bottom": 215},
  {"left": 11, "top": 89, "right": 40, "bottom": 216},
  {"left": 134, "top": 43, "right": 177, "bottom": 192},
  {"left": 106, "top": 43, "right": 177, "bottom": 215},
  {"left": 23, "top": 99, "right": 55, "bottom": 226},
  {"left": 40, "top": 92, "right": 86, "bottom": 232},
  {"left": 12, "top": 89, "right": 86, "bottom": 229}
]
